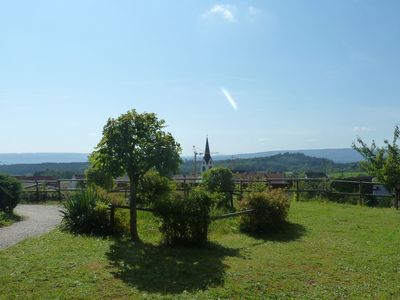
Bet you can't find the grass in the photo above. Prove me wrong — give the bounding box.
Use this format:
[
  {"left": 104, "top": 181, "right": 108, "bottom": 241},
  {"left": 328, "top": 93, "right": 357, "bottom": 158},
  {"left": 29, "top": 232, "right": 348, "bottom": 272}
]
[
  {"left": 1, "top": 201, "right": 400, "bottom": 299},
  {"left": 0, "top": 211, "right": 21, "bottom": 228}
]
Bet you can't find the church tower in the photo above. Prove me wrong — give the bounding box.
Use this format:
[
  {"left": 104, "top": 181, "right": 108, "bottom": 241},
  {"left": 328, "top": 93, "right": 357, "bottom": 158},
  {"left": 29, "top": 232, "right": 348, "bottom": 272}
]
[{"left": 201, "top": 137, "right": 214, "bottom": 174}]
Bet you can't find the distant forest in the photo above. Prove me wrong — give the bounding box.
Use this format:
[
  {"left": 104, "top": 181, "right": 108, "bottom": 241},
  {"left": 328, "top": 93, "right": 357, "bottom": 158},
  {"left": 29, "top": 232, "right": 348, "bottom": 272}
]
[
  {"left": 0, "top": 162, "right": 89, "bottom": 178},
  {"left": 0, "top": 153, "right": 362, "bottom": 178},
  {"left": 180, "top": 153, "right": 361, "bottom": 176}
]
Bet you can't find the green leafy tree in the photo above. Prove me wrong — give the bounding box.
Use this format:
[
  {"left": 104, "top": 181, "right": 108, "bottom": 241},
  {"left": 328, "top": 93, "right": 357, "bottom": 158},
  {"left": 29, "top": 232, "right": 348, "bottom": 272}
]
[
  {"left": 352, "top": 125, "right": 400, "bottom": 208},
  {"left": 90, "top": 109, "right": 182, "bottom": 241},
  {"left": 202, "top": 167, "right": 234, "bottom": 209},
  {"left": 85, "top": 164, "right": 115, "bottom": 190}
]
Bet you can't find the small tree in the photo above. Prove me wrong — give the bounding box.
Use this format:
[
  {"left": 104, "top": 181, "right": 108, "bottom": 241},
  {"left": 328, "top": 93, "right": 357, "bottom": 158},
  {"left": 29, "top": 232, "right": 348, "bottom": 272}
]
[
  {"left": 85, "top": 164, "right": 115, "bottom": 190},
  {"left": 90, "top": 109, "right": 182, "bottom": 241},
  {"left": 352, "top": 125, "right": 400, "bottom": 209},
  {"left": 202, "top": 167, "right": 234, "bottom": 209}
]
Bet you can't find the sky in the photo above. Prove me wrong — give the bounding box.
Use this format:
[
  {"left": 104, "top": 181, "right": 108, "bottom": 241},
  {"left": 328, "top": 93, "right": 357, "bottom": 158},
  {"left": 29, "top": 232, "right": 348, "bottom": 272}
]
[{"left": 1, "top": 0, "right": 400, "bottom": 156}]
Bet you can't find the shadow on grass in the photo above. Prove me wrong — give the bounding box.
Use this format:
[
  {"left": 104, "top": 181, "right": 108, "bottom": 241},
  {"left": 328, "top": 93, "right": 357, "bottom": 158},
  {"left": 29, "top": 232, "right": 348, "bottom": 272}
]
[
  {"left": 244, "top": 222, "right": 307, "bottom": 242},
  {"left": 0, "top": 211, "right": 22, "bottom": 227},
  {"left": 106, "top": 240, "right": 240, "bottom": 294}
]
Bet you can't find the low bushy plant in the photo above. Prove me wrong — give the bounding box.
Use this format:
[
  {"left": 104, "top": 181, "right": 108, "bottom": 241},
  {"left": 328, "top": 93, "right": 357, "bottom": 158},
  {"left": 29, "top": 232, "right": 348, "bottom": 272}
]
[
  {"left": 244, "top": 181, "right": 269, "bottom": 193},
  {"left": 202, "top": 167, "right": 234, "bottom": 210},
  {"left": 239, "top": 188, "right": 290, "bottom": 233},
  {"left": 153, "top": 188, "right": 212, "bottom": 246},
  {"left": 137, "top": 170, "right": 174, "bottom": 207},
  {"left": 86, "top": 165, "right": 114, "bottom": 190},
  {"left": 60, "top": 187, "right": 111, "bottom": 235},
  {"left": 0, "top": 174, "right": 22, "bottom": 213}
]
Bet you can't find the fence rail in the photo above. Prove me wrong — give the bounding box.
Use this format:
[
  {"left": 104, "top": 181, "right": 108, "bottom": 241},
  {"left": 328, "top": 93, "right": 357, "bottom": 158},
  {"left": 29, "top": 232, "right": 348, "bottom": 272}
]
[{"left": 18, "top": 177, "right": 400, "bottom": 209}]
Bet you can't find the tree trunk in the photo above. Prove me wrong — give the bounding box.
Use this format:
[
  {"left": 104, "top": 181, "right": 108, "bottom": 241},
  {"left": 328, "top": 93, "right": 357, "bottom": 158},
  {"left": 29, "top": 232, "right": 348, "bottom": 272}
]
[{"left": 129, "top": 178, "right": 140, "bottom": 241}]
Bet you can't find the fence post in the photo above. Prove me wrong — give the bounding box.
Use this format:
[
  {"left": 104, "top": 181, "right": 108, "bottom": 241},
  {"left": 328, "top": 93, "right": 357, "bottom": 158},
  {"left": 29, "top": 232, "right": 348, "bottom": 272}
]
[
  {"left": 394, "top": 188, "right": 399, "bottom": 210},
  {"left": 35, "top": 180, "right": 39, "bottom": 202},
  {"left": 110, "top": 205, "right": 115, "bottom": 233},
  {"left": 358, "top": 181, "right": 362, "bottom": 205},
  {"left": 183, "top": 175, "right": 188, "bottom": 197},
  {"left": 57, "top": 180, "right": 62, "bottom": 201},
  {"left": 240, "top": 180, "right": 243, "bottom": 200},
  {"left": 296, "top": 179, "right": 299, "bottom": 201}
]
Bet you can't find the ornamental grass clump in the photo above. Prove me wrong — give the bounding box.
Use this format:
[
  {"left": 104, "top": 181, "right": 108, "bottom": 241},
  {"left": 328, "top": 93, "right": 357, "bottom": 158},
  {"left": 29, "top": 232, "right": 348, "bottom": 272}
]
[
  {"left": 240, "top": 189, "right": 290, "bottom": 233},
  {"left": 60, "top": 187, "right": 111, "bottom": 236},
  {"left": 153, "top": 188, "right": 212, "bottom": 246}
]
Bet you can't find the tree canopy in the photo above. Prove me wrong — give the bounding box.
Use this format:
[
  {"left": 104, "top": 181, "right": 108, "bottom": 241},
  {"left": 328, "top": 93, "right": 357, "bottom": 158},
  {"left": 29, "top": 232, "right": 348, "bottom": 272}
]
[
  {"left": 90, "top": 109, "right": 182, "bottom": 240},
  {"left": 352, "top": 125, "right": 400, "bottom": 208}
]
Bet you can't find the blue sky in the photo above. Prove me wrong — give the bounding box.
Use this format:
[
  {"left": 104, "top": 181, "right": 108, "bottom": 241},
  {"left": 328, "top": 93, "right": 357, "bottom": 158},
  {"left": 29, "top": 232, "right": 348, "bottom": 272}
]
[{"left": 1, "top": 0, "right": 400, "bottom": 156}]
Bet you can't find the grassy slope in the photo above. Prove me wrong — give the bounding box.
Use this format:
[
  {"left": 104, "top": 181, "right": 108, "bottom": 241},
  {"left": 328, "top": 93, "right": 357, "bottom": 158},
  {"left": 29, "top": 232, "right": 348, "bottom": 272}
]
[{"left": 0, "top": 201, "right": 399, "bottom": 299}]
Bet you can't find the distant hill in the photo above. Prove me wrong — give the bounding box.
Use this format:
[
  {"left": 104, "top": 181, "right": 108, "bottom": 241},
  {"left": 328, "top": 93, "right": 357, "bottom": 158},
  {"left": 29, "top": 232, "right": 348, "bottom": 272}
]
[
  {"left": 180, "top": 152, "right": 361, "bottom": 175},
  {"left": 0, "top": 162, "right": 89, "bottom": 177},
  {"left": 210, "top": 148, "right": 363, "bottom": 163},
  {"left": 0, "top": 148, "right": 361, "bottom": 165},
  {"left": 0, "top": 153, "right": 361, "bottom": 177},
  {"left": 0, "top": 153, "right": 89, "bottom": 165}
]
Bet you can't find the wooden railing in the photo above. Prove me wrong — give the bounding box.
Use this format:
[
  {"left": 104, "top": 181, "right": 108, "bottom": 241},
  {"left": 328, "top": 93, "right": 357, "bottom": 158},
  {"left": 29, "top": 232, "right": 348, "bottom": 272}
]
[{"left": 19, "top": 177, "right": 399, "bottom": 209}]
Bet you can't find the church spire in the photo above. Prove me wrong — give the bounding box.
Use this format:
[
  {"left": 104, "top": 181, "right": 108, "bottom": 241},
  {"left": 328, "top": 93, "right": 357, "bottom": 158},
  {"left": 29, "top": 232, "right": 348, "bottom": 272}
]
[
  {"left": 203, "top": 137, "right": 211, "bottom": 164},
  {"left": 201, "top": 137, "right": 214, "bottom": 174}
]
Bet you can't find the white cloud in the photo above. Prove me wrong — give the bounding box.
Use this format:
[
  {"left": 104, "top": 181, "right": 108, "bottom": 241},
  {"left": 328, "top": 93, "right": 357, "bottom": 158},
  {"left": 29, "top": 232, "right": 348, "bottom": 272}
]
[
  {"left": 353, "top": 126, "right": 373, "bottom": 133},
  {"left": 205, "top": 5, "right": 235, "bottom": 22},
  {"left": 221, "top": 88, "right": 238, "bottom": 111}
]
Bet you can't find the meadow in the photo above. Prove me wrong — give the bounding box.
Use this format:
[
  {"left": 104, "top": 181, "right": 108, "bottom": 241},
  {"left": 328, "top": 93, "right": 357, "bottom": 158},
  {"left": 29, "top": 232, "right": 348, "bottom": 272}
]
[{"left": 1, "top": 201, "right": 399, "bottom": 299}]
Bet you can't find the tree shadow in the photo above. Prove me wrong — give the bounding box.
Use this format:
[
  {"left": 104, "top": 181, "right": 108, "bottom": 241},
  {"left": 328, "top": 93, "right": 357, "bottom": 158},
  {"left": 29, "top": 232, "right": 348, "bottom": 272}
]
[
  {"left": 244, "top": 222, "right": 307, "bottom": 243},
  {"left": 106, "top": 240, "right": 240, "bottom": 294}
]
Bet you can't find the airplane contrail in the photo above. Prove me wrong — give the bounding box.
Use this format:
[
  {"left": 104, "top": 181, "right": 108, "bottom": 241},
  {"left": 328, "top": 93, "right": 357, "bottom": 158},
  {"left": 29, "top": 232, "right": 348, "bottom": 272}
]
[{"left": 221, "top": 87, "right": 238, "bottom": 111}]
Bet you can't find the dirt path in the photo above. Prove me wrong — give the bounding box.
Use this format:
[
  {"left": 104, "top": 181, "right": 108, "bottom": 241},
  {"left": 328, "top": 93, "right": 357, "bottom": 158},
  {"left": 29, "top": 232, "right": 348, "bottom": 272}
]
[{"left": 0, "top": 205, "right": 62, "bottom": 250}]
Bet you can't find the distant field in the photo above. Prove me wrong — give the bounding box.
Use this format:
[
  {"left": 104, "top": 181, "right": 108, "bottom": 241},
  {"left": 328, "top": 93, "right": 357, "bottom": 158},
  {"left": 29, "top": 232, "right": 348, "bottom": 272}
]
[
  {"left": 1, "top": 201, "right": 399, "bottom": 299},
  {"left": 328, "top": 171, "right": 368, "bottom": 178}
]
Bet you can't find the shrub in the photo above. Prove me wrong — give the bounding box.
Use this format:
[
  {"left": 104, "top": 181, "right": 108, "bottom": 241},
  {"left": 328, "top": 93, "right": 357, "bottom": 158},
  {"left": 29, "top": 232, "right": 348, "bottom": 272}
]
[
  {"left": 298, "top": 179, "right": 330, "bottom": 200},
  {"left": 244, "top": 181, "right": 269, "bottom": 193},
  {"left": 153, "top": 188, "right": 212, "bottom": 246},
  {"left": 0, "top": 174, "right": 22, "bottom": 213},
  {"left": 202, "top": 167, "right": 234, "bottom": 210},
  {"left": 86, "top": 165, "right": 114, "bottom": 190},
  {"left": 60, "top": 187, "right": 111, "bottom": 235},
  {"left": 239, "top": 189, "right": 290, "bottom": 233},
  {"left": 137, "top": 170, "right": 174, "bottom": 207},
  {"left": 113, "top": 209, "right": 131, "bottom": 236},
  {"left": 108, "top": 192, "right": 130, "bottom": 236}
]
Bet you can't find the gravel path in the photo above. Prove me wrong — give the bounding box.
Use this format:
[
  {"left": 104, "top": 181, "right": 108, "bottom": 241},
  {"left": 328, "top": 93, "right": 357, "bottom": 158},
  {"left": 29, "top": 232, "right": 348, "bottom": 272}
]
[{"left": 0, "top": 205, "right": 62, "bottom": 250}]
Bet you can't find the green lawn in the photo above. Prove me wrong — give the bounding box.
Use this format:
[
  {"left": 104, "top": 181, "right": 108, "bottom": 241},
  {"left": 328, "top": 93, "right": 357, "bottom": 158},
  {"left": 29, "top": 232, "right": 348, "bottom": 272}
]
[
  {"left": 1, "top": 201, "right": 399, "bottom": 299},
  {"left": 0, "top": 211, "right": 21, "bottom": 228}
]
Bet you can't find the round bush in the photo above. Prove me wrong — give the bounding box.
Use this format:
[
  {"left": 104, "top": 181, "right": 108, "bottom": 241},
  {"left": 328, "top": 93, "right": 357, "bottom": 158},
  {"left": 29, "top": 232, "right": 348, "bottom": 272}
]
[
  {"left": 0, "top": 174, "right": 22, "bottom": 213},
  {"left": 202, "top": 167, "right": 234, "bottom": 210},
  {"left": 137, "top": 170, "right": 174, "bottom": 207},
  {"left": 86, "top": 165, "right": 114, "bottom": 190},
  {"left": 239, "top": 189, "right": 290, "bottom": 233},
  {"left": 153, "top": 188, "right": 212, "bottom": 246}
]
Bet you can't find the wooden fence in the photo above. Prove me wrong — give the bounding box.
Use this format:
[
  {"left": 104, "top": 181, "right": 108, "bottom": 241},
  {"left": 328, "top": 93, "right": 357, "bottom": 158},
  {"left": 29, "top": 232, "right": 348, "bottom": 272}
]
[{"left": 19, "top": 177, "right": 399, "bottom": 209}]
